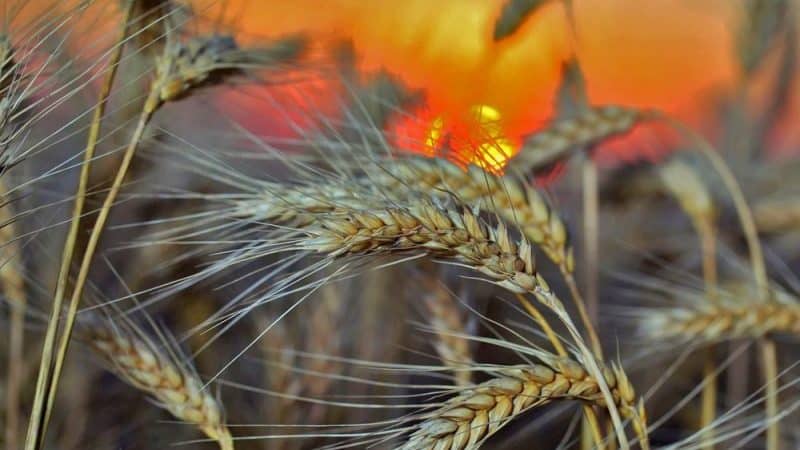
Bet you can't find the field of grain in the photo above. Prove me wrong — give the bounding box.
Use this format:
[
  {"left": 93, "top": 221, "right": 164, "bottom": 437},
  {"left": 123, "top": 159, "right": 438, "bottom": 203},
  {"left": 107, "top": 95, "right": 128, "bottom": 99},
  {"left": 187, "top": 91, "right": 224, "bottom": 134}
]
[{"left": 1, "top": 1, "right": 799, "bottom": 449}]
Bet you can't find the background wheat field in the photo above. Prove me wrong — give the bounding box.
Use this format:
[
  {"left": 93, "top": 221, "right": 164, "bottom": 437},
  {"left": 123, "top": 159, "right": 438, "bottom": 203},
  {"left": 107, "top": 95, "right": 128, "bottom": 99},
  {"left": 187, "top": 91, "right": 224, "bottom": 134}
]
[{"left": 1, "top": 1, "right": 799, "bottom": 449}]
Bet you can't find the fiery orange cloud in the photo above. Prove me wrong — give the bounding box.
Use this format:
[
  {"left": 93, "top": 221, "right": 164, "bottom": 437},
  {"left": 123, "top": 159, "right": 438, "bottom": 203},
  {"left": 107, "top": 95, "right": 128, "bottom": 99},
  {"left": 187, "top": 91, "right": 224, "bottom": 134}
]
[
  {"left": 206, "top": 0, "right": 764, "bottom": 164},
  {"left": 20, "top": 1, "right": 800, "bottom": 163}
]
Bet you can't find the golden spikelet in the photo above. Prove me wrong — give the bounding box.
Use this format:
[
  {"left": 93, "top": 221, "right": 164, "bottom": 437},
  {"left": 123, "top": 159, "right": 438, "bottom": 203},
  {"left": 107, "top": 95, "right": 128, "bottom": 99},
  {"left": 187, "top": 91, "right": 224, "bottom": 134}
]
[
  {"left": 400, "top": 359, "right": 640, "bottom": 449},
  {"left": 239, "top": 156, "right": 574, "bottom": 271},
  {"left": 373, "top": 157, "right": 575, "bottom": 271},
  {"left": 512, "top": 105, "right": 642, "bottom": 172},
  {"left": 82, "top": 322, "right": 234, "bottom": 450},
  {"left": 642, "top": 290, "right": 800, "bottom": 343},
  {"left": 303, "top": 201, "right": 543, "bottom": 295},
  {"left": 640, "top": 276, "right": 800, "bottom": 341}
]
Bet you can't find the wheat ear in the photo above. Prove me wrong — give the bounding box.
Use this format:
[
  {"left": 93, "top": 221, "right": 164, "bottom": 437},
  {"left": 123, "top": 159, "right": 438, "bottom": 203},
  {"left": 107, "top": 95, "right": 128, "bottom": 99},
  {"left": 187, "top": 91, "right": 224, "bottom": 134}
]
[
  {"left": 241, "top": 157, "right": 607, "bottom": 355},
  {"left": 511, "top": 105, "right": 641, "bottom": 172},
  {"left": 643, "top": 295, "right": 800, "bottom": 343},
  {"left": 82, "top": 323, "right": 234, "bottom": 450},
  {"left": 299, "top": 201, "right": 644, "bottom": 448},
  {"left": 239, "top": 156, "right": 574, "bottom": 273},
  {"left": 373, "top": 158, "right": 603, "bottom": 358},
  {"left": 400, "top": 360, "right": 639, "bottom": 450}
]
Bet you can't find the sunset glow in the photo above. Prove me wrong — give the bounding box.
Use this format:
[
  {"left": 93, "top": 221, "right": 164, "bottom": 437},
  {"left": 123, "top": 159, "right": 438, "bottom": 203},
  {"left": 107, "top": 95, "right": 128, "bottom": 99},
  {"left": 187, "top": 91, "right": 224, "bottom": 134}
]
[{"left": 33, "top": 0, "right": 800, "bottom": 162}]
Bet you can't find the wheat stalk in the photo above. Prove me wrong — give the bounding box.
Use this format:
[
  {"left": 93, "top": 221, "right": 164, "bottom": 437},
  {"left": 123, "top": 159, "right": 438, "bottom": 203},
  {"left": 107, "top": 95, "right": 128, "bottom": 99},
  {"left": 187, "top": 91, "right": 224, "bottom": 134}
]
[
  {"left": 658, "top": 156, "right": 719, "bottom": 450},
  {"left": 303, "top": 282, "right": 344, "bottom": 420},
  {"left": 256, "top": 311, "right": 302, "bottom": 434},
  {"left": 82, "top": 322, "right": 234, "bottom": 450},
  {"left": 400, "top": 360, "right": 641, "bottom": 449},
  {"left": 35, "top": 29, "right": 306, "bottom": 444},
  {"left": 24, "top": 4, "right": 139, "bottom": 445}
]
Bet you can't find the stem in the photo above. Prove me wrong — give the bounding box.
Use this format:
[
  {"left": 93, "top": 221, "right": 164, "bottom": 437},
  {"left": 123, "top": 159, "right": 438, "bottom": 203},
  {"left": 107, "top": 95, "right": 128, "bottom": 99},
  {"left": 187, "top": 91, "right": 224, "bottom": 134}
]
[
  {"left": 43, "top": 87, "right": 160, "bottom": 429},
  {"left": 701, "top": 348, "right": 718, "bottom": 450},
  {"left": 656, "top": 114, "right": 776, "bottom": 449},
  {"left": 516, "top": 294, "right": 605, "bottom": 450},
  {"left": 695, "top": 217, "right": 717, "bottom": 450},
  {"left": 24, "top": 4, "right": 135, "bottom": 448},
  {"left": 219, "top": 433, "right": 234, "bottom": 450},
  {"left": 564, "top": 269, "right": 603, "bottom": 359},
  {"left": 761, "top": 338, "right": 779, "bottom": 450},
  {"left": 528, "top": 289, "right": 631, "bottom": 449},
  {"left": 695, "top": 219, "right": 718, "bottom": 303},
  {"left": 515, "top": 293, "right": 567, "bottom": 357},
  {"left": 582, "top": 157, "right": 599, "bottom": 324},
  {"left": 583, "top": 406, "right": 606, "bottom": 450},
  {"left": 606, "top": 420, "right": 618, "bottom": 450}
]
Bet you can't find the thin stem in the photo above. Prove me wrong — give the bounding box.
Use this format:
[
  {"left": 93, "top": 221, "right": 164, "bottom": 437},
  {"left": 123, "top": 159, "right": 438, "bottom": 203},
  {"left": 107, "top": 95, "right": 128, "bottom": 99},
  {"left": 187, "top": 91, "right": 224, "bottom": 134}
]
[
  {"left": 695, "top": 219, "right": 718, "bottom": 303},
  {"left": 582, "top": 157, "right": 599, "bottom": 324},
  {"left": 606, "top": 420, "right": 618, "bottom": 450},
  {"left": 532, "top": 288, "right": 631, "bottom": 450},
  {"left": 761, "top": 338, "right": 779, "bottom": 450},
  {"left": 695, "top": 217, "right": 718, "bottom": 450},
  {"left": 584, "top": 406, "right": 607, "bottom": 450},
  {"left": 656, "top": 114, "right": 776, "bottom": 449},
  {"left": 577, "top": 157, "right": 606, "bottom": 449},
  {"left": 701, "top": 348, "right": 718, "bottom": 450},
  {"left": 43, "top": 87, "right": 160, "bottom": 429},
  {"left": 516, "top": 294, "right": 606, "bottom": 450},
  {"left": 24, "top": 3, "right": 135, "bottom": 448},
  {"left": 563, "top": 269, "right": 603, "bottom": 359},
  {"left": 515, "top": 293, "right": 566, "bottom": 357}
]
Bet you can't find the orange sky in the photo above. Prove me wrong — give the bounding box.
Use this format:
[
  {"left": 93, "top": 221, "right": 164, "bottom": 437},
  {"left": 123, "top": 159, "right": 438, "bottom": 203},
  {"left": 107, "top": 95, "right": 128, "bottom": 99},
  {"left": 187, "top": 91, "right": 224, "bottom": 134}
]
[
  {"left": 213, "top": 0, "right": 739, "bottom": 124},
  {"left": 23, "top": 0, "right": 800, "bottom": 160},
  {"left": 206, "top": 0, "right": 797, "bottom": 163}
]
